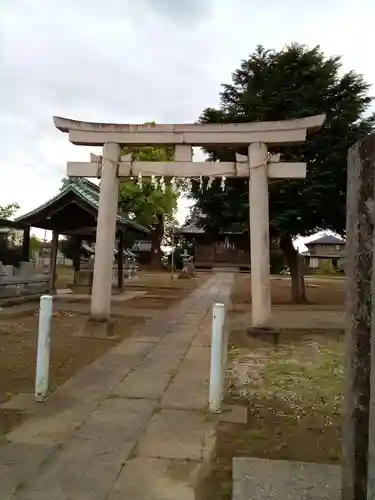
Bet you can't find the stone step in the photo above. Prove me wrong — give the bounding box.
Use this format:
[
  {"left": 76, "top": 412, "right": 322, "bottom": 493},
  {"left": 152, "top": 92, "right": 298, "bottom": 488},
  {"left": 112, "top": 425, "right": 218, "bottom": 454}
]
[
  {"left": 212, "top": 266, "right": 240, "bottom": 273},
  {"left": 232, "top": 457, "right": 341, "bottom": 500}
]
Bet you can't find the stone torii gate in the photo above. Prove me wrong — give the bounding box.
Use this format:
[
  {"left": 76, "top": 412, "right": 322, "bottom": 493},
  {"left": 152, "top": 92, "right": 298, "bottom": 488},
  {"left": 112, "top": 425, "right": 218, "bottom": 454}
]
[{"left": 54, "top": 114, "right": 325, "bottom": 326}]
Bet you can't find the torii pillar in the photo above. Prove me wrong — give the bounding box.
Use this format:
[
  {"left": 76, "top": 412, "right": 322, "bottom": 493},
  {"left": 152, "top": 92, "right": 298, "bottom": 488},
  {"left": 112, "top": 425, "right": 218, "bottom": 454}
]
[
  {"left": 249, "top": 142, "right": 271, "bottom": 326},
  {"left": 91, "top": 142, "right": 121, "bottom": 321},
  {"left": 53, "top": 114, "right": 325, "bottom": 325}
]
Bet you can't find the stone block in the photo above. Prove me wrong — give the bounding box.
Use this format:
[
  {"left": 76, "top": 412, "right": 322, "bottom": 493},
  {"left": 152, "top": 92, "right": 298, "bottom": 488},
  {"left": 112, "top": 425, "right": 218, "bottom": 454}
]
[
  {"left": 0, "top": 392, "right": 35, "bottom": 411},
  {"left": 76, "top": 318, "right": 117, "bottom": 339},
  {"left": 179, "top": 267, "right": 191, "bottom": 279},
  {"left": 18, "top": 262, "right": 33, "bottom": 277},
  {"left": 1, "top": 264, "right": 14, "bottom": 277},
  {"left": 232, "top": 457, "right": 341, "bottom": 500},
  {"left": 215, "top": 404, "right": 248, "bottom": 424},
  {"left": 74, "top": 269, "right": 93, "bottom": 287},
  {"left": 185, "top": 261, "right": 197, "bottom": 277}
]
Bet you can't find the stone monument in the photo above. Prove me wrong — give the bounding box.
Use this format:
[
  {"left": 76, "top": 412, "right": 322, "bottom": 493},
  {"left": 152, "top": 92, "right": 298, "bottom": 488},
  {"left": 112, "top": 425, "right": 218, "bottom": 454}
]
[{"left": 342, "top": 132, "right": 375, "bottom": 500}]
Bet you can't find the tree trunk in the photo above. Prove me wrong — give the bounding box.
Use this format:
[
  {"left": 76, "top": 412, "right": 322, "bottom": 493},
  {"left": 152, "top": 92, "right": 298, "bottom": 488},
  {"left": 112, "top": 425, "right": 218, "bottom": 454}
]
[
  {"left": 149, "top": 214, "right": 165, "bottom": 269},
  {"left": 279, "top": 233, "right": 307, "bottom": 303}
]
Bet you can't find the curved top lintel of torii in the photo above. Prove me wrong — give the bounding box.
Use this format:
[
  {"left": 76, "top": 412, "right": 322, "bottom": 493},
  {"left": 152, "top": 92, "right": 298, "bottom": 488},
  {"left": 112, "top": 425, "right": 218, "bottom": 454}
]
[{"left": 53, "top": 114, "right": 326, "bottom": 147}]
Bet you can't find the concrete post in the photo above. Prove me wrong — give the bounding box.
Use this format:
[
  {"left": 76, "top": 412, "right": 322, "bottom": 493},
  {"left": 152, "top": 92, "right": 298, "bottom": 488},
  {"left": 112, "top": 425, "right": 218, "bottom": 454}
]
[
  {"left": 342, "top": 133, "right": 375, "bottom": 500},
  {"left": 209, "top": 303, "right": 225, "bottom": 413},
  {"left": 91, "top": 142, "right": 120, "bottom": 321},
  {"left": 248, "top": 142, "right": 271, "bottom": 327},
  {"left": 35, "top": 295, "right": 53, "bottom": 401}
]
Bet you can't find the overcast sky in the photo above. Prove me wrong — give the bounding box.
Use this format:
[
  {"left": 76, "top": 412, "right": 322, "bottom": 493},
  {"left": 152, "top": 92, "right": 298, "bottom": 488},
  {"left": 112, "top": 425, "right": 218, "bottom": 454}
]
[{"left": 1, "top": 0, "right": 374, "bottom": 239}]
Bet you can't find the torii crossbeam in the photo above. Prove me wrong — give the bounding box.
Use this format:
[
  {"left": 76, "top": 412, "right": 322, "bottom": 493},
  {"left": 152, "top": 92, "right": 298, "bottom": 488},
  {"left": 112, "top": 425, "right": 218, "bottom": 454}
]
[{"left": 54, "top": 114, "right": 325, "bottom": 325}]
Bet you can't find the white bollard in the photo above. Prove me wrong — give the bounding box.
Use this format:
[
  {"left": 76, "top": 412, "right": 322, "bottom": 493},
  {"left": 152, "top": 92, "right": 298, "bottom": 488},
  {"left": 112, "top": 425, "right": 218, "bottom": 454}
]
[
  {"left": 222, "top": 309, "right": 228, "bottom": 366},
  {"left": 35, "top": 295, "right": 53, "bottom": 402},
  {"left": 209, "top": 303, "right": 226, "bottom": 413}
]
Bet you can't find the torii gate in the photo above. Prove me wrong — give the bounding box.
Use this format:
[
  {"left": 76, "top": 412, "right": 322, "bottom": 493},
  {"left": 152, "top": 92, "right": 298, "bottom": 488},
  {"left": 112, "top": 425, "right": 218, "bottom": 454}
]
[{"left": 54, "top": 114, "right": 325, "bottom": 326}]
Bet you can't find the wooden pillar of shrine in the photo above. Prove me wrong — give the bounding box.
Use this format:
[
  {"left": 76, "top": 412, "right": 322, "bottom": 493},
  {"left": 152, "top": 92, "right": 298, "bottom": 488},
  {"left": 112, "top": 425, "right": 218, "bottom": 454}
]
[
  {"left": 50, "top": 230, "right": 59, "bottom": 292},
  {"left": 117, "top": 231, "right": 124, "bottom": 290}
]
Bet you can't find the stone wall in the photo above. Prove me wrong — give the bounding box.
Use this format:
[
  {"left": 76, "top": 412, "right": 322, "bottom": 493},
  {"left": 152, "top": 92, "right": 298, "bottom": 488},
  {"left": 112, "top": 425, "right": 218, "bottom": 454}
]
[{"left": 0, "top": 261, "right": 51, "bottom": 299}]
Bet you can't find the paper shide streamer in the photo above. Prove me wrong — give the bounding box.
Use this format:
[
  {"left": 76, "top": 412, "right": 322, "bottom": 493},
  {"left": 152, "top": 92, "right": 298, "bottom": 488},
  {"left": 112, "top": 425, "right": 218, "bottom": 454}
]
[{"left": 131, "top": 175, "right": 227, "bottom": 191}]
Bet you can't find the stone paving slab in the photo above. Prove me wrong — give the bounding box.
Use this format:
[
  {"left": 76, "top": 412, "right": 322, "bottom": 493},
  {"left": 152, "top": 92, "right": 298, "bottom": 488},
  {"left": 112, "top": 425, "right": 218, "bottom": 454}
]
[
  {"left": 157, "top": 331, "right": 195, "bottom": 351},
  {"left": 107, "top": 457, "right": 199, "bottom": 500},
  {"left": 131, "top": 320, "right": 174, "bottom": 343},
  {"left": 0, "top": 442, "right": 56, "bottom": 499},
  {"left": 58, "top": 341, "right": 155, "bottom": 401},
  {"left": 10, "top": 400, "right": 156, "bottom": 499},
  {"left": 191, "top": 330, "right": 212, "bottom": 348},
  {"left": 113, "top": 368, "right": 174, "bottom": 400},
  {"left": 140, "top": 341, "right": 187, "bottom": 368},
  {"left": 57, "top": 366, "right": 128, "bottom": 402},
  {"left": 88, "top": 342, "right": 154, "bottom": 373},
  {"left": 161, "top": 346, "right": 210, "bottom": 410},
  {"left": 15, "top": 435, "right": 134, "bottom": 500},
  {"left": 77, "top": 398, "right": 156, "bottom": 440},
  {"left": 233, "top": 457, "right": 341, "bottom": 500},
  {"left": 6, "top": 402, "right": 95, "bottom": 445},
  {"left": 136, "top": 409, "right": 215, "bottom": 461}
]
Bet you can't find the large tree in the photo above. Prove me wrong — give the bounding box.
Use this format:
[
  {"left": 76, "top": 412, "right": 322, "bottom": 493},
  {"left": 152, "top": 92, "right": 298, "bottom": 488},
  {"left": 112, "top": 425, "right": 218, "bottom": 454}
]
[
  {"left": 0, "top": 202, "right": 19, "bottom": 219},
  {"left": 118, "top": 145, "right": 180, "bottom": 267},
  {"left": 190, "top": 44, "right": 375, "bottom": 301}
]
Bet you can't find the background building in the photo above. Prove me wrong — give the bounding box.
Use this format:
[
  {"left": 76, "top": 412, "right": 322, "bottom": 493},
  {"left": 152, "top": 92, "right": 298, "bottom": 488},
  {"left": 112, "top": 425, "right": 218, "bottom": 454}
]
[{"left": 301, "top": 235, "right": 345, "bottom": 272}]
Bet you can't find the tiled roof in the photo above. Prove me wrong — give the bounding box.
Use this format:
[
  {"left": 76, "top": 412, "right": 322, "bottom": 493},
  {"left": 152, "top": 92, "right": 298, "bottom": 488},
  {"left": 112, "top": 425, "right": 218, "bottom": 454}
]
[
  {"left": 306, "top": 235, "right": 345, "bottom": 246},
  {"left": 179, "top": 221, "right": 244, "bottom": 235},
  {"left": 14, "top": 178, "right": 149, "bottom": 234},
  {"left": 179, "top": 223, "right": 205, "bottom": 234}
]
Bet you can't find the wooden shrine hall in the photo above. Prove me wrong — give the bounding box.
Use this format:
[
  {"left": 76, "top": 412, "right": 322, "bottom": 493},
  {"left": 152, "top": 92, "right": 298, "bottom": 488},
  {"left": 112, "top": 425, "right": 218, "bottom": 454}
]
[
  {"left": 178, "top": 221, "right": 250, "bottom": 269},
  {"left": 14, "top": 178, "right": 150, "bottom": 290}
]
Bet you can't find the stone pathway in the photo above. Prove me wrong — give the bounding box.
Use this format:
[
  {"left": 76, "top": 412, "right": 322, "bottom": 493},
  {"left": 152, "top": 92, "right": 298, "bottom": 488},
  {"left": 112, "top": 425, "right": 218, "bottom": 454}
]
[{"left": 1, "top": 272, "right": 234, "bottom": 500}]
